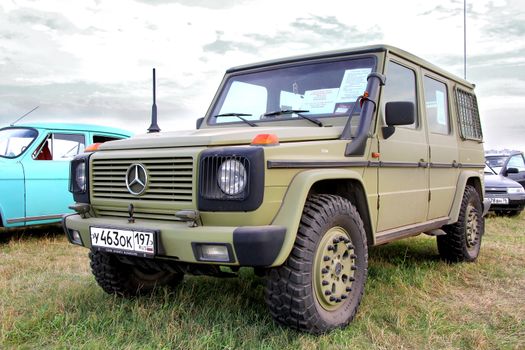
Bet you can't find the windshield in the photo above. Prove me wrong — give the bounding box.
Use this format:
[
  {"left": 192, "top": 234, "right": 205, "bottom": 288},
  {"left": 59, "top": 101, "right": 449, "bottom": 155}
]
[
  {"left": 209, "top": 57, "right": 376, "bottom": 126},
  {"left": 0, "top": 127, "right": 38, "bottom": 158},
  {"left": 485, "top": 156, "right": 507, "bottom": 174},
  {"left": 484, "top": 165, "right": 496, "bottom": 175}
]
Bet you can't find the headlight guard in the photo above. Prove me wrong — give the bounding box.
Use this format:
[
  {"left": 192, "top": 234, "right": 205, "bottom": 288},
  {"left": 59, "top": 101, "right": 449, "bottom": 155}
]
[
  {"left": 198, "top": 147, "right": 264, "bottom": 211},
  {"left": 69, "top": 153, "right": 92, "bottom": 203}
]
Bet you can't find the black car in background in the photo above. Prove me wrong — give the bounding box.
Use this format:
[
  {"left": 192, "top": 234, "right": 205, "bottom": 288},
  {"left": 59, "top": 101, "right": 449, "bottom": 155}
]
[{"left": 484, "top": 165, "right": 525, "bottom": 216}]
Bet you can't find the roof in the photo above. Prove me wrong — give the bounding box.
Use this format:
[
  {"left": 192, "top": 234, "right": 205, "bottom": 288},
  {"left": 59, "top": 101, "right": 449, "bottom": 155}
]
[
  {"left": 226, "top": 44, "right": 474, "bottom": 88},
  {"left": 5, "top": 122, "right": 132, "bottom": 136}
]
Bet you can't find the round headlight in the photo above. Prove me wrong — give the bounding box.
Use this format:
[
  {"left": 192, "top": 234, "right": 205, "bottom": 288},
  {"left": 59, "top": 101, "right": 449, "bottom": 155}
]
[
  {"left": 75, "top": 161, "right": 86, "bottom": 192},
  {"left": 218, "top": 159, "right": 247, "bottom": 195}
]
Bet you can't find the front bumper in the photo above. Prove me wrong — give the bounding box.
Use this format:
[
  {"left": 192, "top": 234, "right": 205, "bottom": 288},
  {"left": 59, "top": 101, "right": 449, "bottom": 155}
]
[
  {"left": 485, "top": 193, "right": 525, "bottom": 212},
  {"left": 62, "top": 214, "right": 286, "bottom": 267}
]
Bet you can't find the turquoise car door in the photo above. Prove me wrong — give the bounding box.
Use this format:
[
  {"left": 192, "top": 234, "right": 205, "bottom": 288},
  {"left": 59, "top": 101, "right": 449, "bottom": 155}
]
[
  {"left": 23, "top": 132, "right": 86, "bottom": 224},
  {"left": 0, "top": 126, "right": 39, "bottom": 227},
  {"left": 0, "top": 158, "right": 25, "bottom": 227}
]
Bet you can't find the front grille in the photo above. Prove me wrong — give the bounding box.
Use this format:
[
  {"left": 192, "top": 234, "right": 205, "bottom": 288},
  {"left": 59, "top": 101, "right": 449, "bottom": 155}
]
[
  {"left": 92, "top": 157, "right": 194, "bottom": 202},
  {"left": 95, "top": 206, "right": 184, "bottom": 222}
]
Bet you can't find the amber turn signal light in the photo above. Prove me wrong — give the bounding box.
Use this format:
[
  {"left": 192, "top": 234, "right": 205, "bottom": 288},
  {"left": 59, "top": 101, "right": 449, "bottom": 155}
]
[
  {"left": 85, "top": 143, "right": 102, "bottom": 152},
  {"left": 251, "top": 134, "right": 279, "bottom": 146}
]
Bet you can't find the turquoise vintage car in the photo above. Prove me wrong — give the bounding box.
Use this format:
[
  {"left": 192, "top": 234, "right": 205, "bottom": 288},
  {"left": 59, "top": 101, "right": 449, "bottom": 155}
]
[{"left": 0, "top": 123, "right": 131, "bottom": 228}]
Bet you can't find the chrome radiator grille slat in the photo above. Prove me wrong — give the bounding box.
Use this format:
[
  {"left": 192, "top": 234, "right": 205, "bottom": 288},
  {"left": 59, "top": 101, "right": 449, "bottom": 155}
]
[{"left": 92, "top": 157, "right": 194, "bottom": 202}]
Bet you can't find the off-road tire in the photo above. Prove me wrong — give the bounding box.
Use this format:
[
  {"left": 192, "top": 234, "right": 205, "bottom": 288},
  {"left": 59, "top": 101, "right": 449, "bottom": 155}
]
[
  {"left": 89, "top": 251, "right": 183, "bottom": 297},
  {"left": 265, "top": 194, "right": 368, "bottom": 334},
  {"left": 438, "top": 185, "right": 484, "bottom": 262}
]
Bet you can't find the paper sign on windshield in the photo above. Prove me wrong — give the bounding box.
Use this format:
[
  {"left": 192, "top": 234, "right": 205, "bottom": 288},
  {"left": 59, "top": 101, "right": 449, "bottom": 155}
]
[
  {"left": 302, "top": 88, "right": 339, "bottom": 114},
  {"left": 336, "top": 68, "right": 371, "bottom": 102}
]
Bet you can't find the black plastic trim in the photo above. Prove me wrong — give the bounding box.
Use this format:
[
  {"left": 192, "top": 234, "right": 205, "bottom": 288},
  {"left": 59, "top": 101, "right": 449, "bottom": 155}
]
[
  {"left": 267, "top": 160, "right": 484, "bottom": 170},
  {"left": 267, "top": 160, "right": 369, "bottom": 169},
  {"left": 198, "top": 147, "right": 264, "bottom": 212},
  {"left": 233, "top": 226, "right": 286, "bottom": 266}
]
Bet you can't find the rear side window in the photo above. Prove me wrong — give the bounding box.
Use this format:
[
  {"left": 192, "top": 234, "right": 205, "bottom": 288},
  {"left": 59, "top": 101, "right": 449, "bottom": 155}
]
[
  {"left": 382, "top": 61, "right": 418, "bottom": 128},
  {"left": 424, "top": 76, "right": 450, "bottom": 134},
  {"left": 455, "top": 88, "right": 482, "bottom": 141},
  {"left": 93, "top": 135, "right": 123, "bottom": 143}
]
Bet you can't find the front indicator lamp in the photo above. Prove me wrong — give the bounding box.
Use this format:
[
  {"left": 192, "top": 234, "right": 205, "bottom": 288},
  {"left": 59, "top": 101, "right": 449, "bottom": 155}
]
[
  {"left": 193, "top": 243, "right": 233, "bottom": 262},
  {"left": 68, "top": 229, "right": 83, "bottom": 245}
]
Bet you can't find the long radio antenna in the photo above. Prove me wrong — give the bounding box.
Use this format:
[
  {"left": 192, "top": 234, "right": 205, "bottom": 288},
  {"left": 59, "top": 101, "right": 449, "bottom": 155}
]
[
  {"left": 464, "top": 0, "right": 467, "bottom": 80},
  {"left": 147, "top": 68, "right": 160, "bottom": 133},
  {"left": 10, "top": 106, "right": 39, "bottom": 126}
]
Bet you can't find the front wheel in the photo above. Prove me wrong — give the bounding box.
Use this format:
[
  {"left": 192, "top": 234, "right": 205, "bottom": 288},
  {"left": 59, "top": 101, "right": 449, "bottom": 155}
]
[
  {"left": 89, "top": 251, "right": 184, "bottom": 297},
  {"left": 265, "top": 194, "right": 368, "bottom": 334},
  {"left": 438, "top": 185, "right": 484, "bottom": 262}
]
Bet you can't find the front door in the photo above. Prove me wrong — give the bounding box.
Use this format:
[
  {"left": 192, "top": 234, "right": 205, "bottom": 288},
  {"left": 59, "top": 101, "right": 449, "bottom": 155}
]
[
  {"left": 506, "top": 153, "right": 525, "bottom": 187},
  {"left": 23, "top": 132, "right": 86, "bottom": 224},
  {"left": 376, "top": 58, "right": 429, "bottom": 232}
]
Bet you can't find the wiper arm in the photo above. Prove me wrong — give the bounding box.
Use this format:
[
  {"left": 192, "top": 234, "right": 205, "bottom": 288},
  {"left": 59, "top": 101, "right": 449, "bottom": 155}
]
[
  {"left": 214, "top": 113, "right": 257, "bottom": 127},
  {"left": 263, "top": 109, "right": 323, "bottom": 127}
]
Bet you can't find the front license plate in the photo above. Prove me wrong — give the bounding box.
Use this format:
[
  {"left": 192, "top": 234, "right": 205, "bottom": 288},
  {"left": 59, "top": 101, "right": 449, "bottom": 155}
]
[
  {"left": 90, "top": 226, "right": 156, "bottom": 258},
  {"left": 488, "top": 197, "right": 509, "bottom": 204}
]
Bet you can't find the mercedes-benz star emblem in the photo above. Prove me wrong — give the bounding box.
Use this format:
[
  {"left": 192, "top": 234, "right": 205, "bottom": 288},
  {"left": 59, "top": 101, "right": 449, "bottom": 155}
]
[{"left": 126, "top": 163, "right": 148, "bottom": 195}]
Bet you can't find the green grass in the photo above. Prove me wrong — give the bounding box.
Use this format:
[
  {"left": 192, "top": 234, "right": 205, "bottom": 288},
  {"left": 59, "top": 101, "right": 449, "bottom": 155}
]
[{"left": 1, "top": 214, "right": 524, "bottom": 349}]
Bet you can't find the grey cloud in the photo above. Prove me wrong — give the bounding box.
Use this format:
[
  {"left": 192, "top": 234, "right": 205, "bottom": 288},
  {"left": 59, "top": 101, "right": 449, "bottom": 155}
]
[
  {"left": 0, "top": 80, "right": 196, "bottom": 132},
  {"left": 133, "top": 0, "right": 254, "bottom": 9},
  {"left": 203, "top": 15, "right": 383, "bottom": 55},
  {"left": 434, "top": 49, "right": 525, "bottom": 96},
  {"left": 8, "top": 7, "right": 78, "bottom": 33}
]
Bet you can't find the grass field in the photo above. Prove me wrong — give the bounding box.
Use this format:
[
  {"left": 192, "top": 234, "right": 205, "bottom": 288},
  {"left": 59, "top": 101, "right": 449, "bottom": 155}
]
[{"left": 1, "top": 213, "right": 524, "bottom": 349}]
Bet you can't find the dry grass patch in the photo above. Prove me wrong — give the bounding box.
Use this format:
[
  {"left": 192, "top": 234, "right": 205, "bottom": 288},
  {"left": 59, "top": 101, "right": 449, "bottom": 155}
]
[{"left": 0, "top": 213, "right": 524, "bottom": 349}]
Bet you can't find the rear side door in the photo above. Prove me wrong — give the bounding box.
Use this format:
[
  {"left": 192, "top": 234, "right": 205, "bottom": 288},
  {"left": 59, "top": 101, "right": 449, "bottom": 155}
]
[
  {"left": 376, "top": 57, "right": 429, "bottom": 232},
  {"left": 23, "top": 131, "right": 86, "bottom": 223},
  {"left": 422, "top": 72, "right": 459, "bottom": 220}
]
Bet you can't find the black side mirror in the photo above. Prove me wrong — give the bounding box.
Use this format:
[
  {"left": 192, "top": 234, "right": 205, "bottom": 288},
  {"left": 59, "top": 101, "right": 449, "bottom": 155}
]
[
  {"left": 505, "top": 167, "right": 519, "bottom": 175},
  {"left": 382, "top": 101, "right": 415, "bottom": 139},
  {"left": 196, "top": 117, "right": 204, "bottom": 129}
]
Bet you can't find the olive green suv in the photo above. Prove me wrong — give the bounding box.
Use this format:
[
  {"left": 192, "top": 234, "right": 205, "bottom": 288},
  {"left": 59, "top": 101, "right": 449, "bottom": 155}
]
[{"left": 64, "top": 45, "right": 489, "bottom": 333}]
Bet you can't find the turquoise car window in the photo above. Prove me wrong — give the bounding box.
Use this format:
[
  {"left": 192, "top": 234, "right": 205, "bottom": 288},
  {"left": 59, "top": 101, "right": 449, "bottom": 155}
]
[
  {"left": 34, "top": 133, "right": 85, "bottom": 161},
  {"left": 0, "top": 127, "right": 38, "bottom": 158}
]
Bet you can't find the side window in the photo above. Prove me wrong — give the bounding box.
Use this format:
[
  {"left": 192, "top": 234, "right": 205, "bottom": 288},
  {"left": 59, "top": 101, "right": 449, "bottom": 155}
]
[
  {"left": 93, "top": 135, "right": 123, "bottom": 143},
  {"left": 455, "top": 88, "right": 483, "bottom": 141},
  {"left": 34, "top": 133, "right": 85, "bottom": 161},
  {"left": 424, "top": 76, "right": 450, "bottom": 134},
  {"left": 382, "top": 61, "right": 418, "bottom": 128},
  {"left": 508, "top": 154, "right": 525, "bottom": 172}
]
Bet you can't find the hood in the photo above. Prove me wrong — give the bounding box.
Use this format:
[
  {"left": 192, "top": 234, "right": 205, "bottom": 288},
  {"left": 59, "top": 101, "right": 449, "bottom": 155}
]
[
  {"left": 485, "top": 174, "right": 523, "bottom": 189},
  {"left": 99, "top": 126, "right": 343, "bottom": 151}
]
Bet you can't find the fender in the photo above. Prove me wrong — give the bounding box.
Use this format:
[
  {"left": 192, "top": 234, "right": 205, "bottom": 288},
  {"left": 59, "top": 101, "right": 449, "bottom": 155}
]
[
  {"left": 448, "top": 170, "right": 483, "bottom": 224},
  {"left": 269, "top": 168, "right": 371, "bottom": 266}
]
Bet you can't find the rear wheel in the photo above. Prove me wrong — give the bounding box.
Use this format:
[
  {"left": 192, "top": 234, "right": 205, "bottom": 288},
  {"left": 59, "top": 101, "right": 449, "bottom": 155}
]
[
  {"left": 438, "top": 185, "right": 484, "bottom": 262},
  {"left": 265, "top": 194, "right": 367, "bottom": 334},
  {"left": 89, "top": 251, "right": 183, "bottom": 297}
]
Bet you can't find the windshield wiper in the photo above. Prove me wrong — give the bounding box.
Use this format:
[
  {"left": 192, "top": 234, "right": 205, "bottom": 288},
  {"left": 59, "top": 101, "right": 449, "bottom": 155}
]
[
  {"left": 263, "top": 109, "right": 323, "bottom": 127},
  {"left": 214, "top": 113, "right": 257, "bottom": 127}
]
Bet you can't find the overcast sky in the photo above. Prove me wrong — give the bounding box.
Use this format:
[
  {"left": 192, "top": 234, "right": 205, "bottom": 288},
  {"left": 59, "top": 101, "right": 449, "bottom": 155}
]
[{"left": 0, "top": 0, "right": 524, "bottom": 151}]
